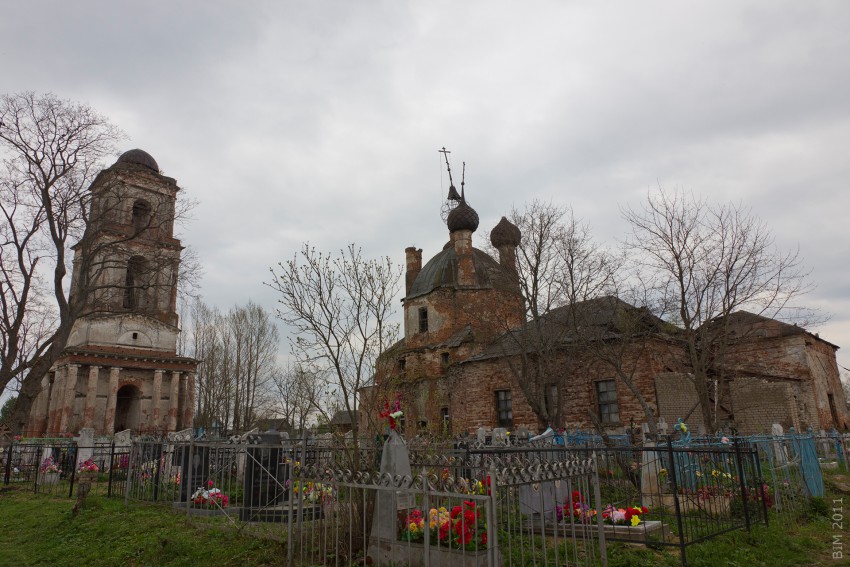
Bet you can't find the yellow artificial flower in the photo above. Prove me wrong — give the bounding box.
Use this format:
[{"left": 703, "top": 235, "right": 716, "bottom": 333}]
[{"left": 631, "top": 515, "right": 640, "bottom": 527}]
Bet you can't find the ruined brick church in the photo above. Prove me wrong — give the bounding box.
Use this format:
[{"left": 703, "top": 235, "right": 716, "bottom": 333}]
[
  {"left": 363, "top": 189, "right": 850, "bottom": 437},
  {"left": 26, "top": 150, "right": 197, "bottom": 436}
]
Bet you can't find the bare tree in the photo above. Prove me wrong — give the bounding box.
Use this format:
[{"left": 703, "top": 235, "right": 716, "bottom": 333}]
[
  {"left": 623, "top": 188, "right": 813, "bottom": 432},
  {"left": 185, "top": 298, "right": 278, "bottom": 434},
  {"left": 267, "top": 243, "right": 401, "bottom": 460},
  {"left": 270, "top": 364, "right": 325, "bottom": 433},
  {"left": 495, "top": 201, "right": 626, "bottom": 428},
  {"left": 0, "top": 92, "right": 199, "bottom": 433},
  {"left": 0, "top": 92, "right": 123, "bottom": 432},
  {"left": 228, "top": 301, "right": 278, "bottom": 431}
]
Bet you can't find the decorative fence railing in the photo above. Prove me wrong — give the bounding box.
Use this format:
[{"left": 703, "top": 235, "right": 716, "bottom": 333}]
[
  {"left": 3, "top": 439, "right": 130, "bottom": 498},
  {"left": 3, "top": 429, "right": 832, "bottom": 566}
]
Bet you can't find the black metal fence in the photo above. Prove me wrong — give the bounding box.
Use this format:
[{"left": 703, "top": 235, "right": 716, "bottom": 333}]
[
  {"left": 2, "top": 433, "right": 808, "bottom": 566},
  {"left": 3, "top": 440, "right": 130, "bottom": 499}
]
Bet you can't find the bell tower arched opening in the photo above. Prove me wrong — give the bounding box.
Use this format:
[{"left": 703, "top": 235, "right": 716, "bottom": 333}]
[{"left": 114, "top": 384, "right": 142, "bottom": 432}]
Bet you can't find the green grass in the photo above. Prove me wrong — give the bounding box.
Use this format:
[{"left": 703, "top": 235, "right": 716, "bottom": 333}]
[
  {"left": 0, "top": 486, "right": 286, "bottom": 566},
  {"left": 1, "top": 475, "right": 846, "bottom": 567}
]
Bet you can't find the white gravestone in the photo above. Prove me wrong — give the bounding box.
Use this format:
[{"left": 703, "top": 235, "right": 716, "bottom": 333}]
[{"left": 367, "top": 430, "right": 413, "bottom": 566}]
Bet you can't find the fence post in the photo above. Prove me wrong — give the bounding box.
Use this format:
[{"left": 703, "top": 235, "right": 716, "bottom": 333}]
[
  {"left": 3, "top": 442, "right": 13, "bottom": 485},
  {"left": 752, "top": 446, "right": 769, "bottom": 528},
  {"left": 666, "top": 437, "right": 688, "bottom": 567},
  {"left": 591, "top": 452, "right": 608, "bottom": 567},
  {"left": 422, "top": 467, "right": 431, "bottom": 567},
  {"left": 107, "top": 442, "right": 116, "bottom": 497},
  {"left": 152, "top": 442, "right": 162, "bottom": 502},
  {"left": 733, "top": 438, "right": 752, "bottom": 532},
  {"left": 186, "top": 440, "right": 194, "bottom": 525},
  {"left": 286, "top": 461, "right": 294, "bottom": 567},
  {"left": 124, "top": 441, "right": 135, "bottom": 506},
  {"left": 68, "top": 442, "right": 77, "bottom": 498},
  {"left": 488, "top": 465, "right": 499, "bottom": 567}
]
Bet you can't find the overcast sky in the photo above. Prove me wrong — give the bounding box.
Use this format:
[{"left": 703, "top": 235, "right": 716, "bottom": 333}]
[{"left": 3, "top": 1, "right": 850, "bottom": 377}]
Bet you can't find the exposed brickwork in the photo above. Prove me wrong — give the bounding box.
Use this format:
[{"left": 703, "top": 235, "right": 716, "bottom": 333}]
[
  {"left": 730, "top": 378, "right": 797, "bottom": 434},
  {"left": 366, "top": 212, "right": 850, "bottom": 438}
]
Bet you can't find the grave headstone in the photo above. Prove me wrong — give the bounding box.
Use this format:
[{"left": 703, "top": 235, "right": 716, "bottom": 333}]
[
  {"left": 240, "top": 432, "right": 289, "bottom": 521},
  {"left": 640, "top": 441, "right": 665, "bottom": 509},
  {"left": 492, "top": 428, "right": 509, "bottom": 446},
  {"left": 516, "top": 425, "right": 530, "bottom": 441},
  {"left": 113, "top": 429, "right": 132, "bottom": 448},
  {"left": 367, "top": 430, "right": 413, "bottom": 565},
  {"left": 519, "top": 431, "right": 564, "bottom": 517},
  {"left": 771, "top": 423, "right": 788, "bottom": 466},
  {"left": 819, "top": 429, "right": 832, "bottom": 457},
  {"left": 477, "top": 426, "right": 487, "bottom": 444},
  {"left": 76, "top": 428, "right": 95, "bottom": 469},
  {"left": 696, "top": 424, "right": 706, "bottom": 437},
  {"left": 657, "top": 418, "right": 668, "bottom": 437},
  {"left": 178, "top": 444, "right": 211, "bottom": 502}
]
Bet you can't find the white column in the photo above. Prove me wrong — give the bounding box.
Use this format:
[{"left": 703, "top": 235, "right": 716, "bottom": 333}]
[
  {"left": 152, "top": 370, "right": 164, "bottom": 427},
  {"left": 168, "top": 371, "right": 181, "bottom": 431},
  {"left": 83, "top": 366, "right": 100, "bottom": 429},
  {"left": 59, "top": 364, "right": 79, "bottom": 433},
  {"left": 104, "top": 367, "right": 121, "bottom": 433}
]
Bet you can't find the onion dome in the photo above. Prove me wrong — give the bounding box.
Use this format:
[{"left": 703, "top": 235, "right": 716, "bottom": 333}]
[
  {"left": 447, "top": 200, "right": 480, "bottom": 233},
  {"left": 115, "top": 149, "right": 159, "bottom": 172},
  {"left": 490, "top": 216, "right": 521, "bottom": 248}
]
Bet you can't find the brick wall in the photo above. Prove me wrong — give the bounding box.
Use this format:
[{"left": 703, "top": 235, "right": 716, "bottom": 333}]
[{"left": 730, "top": 378, "right": 796, "bottom": 434}]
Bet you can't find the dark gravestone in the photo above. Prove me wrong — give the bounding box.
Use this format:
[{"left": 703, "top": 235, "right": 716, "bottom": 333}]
[
  {"left": 240, "top": 432, "right": 289, "bottom": 521},
  {"left": 179, "top": 445, "right": 211, "bottom": 502}
]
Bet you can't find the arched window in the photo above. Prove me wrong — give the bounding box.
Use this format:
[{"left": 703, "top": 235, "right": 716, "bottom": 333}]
[
  {"left": 123, "top": 255, "right": 148, "bottom": 310},
  {"left": 132, "top": 200, "right": 152, "bottom": 232}
]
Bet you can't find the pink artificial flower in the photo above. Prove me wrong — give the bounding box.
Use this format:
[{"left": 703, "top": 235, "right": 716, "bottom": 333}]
[{"left": 207, "top": 479, "right": 214, "bottom": 488}]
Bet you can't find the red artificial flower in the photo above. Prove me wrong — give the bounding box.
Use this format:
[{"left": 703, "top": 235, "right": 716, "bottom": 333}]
[
  {"left": 480, "top": 532, "right": 488, "bottom": 546},
  {"left": 641, "top": 506, "right": 649, "bottom": 514},
  {"left": 207, "top": 479, "right": 214, "bottom": 488},
  {"left": 439, "top": 522, "right": 450, "bottom": 541},
  {"left": 451, "top": 505, "right": 462, "bottom": 519}
]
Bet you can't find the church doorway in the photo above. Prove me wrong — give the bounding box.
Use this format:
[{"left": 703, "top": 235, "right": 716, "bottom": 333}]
[{"left": 114, "top": 385, "right": 142, "bottom": 432}]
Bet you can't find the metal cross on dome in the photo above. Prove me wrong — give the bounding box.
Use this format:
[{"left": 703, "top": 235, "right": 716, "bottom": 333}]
[{"left": 439, "top": 146, "right": 468, "bottom": 225}]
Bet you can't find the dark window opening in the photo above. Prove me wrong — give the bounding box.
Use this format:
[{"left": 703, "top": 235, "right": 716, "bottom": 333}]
[
  {"left": 132, "top": 200, "right": 152, "bottom": 233},
  {"left": 828, "top": 394, "right": 839, "bottom": 428},
  {"left": 418, "top": 419, "right": 428, "bottom": 432},
  {"left": 496, "top": 390, "right": 513, "bottom": 428},
  {"left": 596, "top": 380, "right": 619, "bottom": 424},
  {"left": 132, "top": 332, "right": 138, "bottom": 340},
  {"left": 123, "top": 256, "right": 147, "bottom": 310},
  {"left": 398, "top": 358, "right": 406, "bottom": 372},
  {"left": 418, "top": 307, "right": 428, "bottom": 333},
  {"left": 440, "top": 352, "right": 449, "bottom": 366},
  {"left": 544, "top": 384, "right": 558, "bottom": 423},
  {"left": 441, "top": 407, "right": 450, "bottom": 432}
]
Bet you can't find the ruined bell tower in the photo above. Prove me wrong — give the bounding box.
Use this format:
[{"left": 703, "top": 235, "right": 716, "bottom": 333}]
[{"left": 27, "top": 149, "right": 198, "bottom": 436}]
